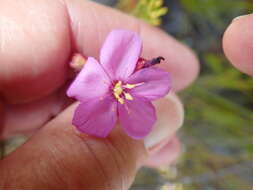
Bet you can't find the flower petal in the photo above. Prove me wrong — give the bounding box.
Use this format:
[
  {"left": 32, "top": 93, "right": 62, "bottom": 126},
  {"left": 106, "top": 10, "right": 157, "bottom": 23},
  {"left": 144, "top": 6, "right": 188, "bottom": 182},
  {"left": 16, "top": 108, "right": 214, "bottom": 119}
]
[
  {"left": 127, "top": 67, "right": 171, "bottom": 101},
  {"left": 118, "top": 98, "right": 156, "bottom": 139},
  {"left": 100, "top": 29, "right": 142, "bottom": 80},
  {"left": 73, "top": 97, "right": 117, "bottom": 138},
  {"left": 67, "top": 57, "right": 111, "bottom": 102}
]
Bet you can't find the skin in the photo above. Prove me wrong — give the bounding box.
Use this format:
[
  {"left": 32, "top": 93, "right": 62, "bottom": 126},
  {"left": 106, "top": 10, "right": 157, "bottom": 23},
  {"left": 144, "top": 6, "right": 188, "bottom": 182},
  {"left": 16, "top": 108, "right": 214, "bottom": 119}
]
[
  {"left": 0, "top": 0, "right": 200, "bottom": 189},
  {"left": 223, "top": 14, "right": 253, "bottom": 76}
]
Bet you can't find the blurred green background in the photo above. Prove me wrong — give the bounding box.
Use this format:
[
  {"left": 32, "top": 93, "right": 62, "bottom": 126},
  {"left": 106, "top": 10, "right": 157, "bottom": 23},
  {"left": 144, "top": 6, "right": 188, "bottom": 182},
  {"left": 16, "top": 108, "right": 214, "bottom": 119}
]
[
  {"left": 114, "top": 0, "right": 253, "bottom": 189},
  {"left": 1, "top": 0, "right": 253, "bottom": 189}
]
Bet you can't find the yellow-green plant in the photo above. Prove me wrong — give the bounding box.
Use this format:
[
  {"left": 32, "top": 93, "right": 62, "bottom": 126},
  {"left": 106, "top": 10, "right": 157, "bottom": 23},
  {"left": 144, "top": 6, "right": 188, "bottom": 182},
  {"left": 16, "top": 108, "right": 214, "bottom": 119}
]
[{"left": 117, "top": 0, "right": 168, "bottom": 26}]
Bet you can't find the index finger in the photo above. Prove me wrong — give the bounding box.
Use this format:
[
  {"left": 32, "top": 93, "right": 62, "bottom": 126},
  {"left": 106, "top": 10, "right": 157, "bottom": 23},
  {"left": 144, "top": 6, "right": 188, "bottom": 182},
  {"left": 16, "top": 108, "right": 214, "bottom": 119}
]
[{"left": 0, "top": 0, "right": 199, "bottom": 103}]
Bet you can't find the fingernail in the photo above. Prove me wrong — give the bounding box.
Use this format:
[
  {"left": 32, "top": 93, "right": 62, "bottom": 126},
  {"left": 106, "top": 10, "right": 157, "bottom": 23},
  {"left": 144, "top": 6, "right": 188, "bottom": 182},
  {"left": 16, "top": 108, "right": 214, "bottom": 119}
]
[
  {"left": 232, "top": 14, "right": 250, "bottom": 22},
  {"left": 144, "top": 93, "right": 184, "bottom": 149},
  {"left": 144, "top": 136, "right": 181, "bottom": 168}
]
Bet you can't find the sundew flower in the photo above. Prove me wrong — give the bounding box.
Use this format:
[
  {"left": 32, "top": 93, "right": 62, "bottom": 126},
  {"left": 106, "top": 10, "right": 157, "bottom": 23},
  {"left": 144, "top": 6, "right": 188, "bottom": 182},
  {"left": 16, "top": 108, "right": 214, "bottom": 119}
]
[{"left": 67, "top": 29, "right": 171, "bottom": 139}]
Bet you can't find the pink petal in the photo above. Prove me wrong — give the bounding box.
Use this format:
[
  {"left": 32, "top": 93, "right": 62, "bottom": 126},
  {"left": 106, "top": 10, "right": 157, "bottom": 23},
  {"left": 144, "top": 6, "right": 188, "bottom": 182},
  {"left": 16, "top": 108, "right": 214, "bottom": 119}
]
[
  {"left": 127, "top": 67, "right": 171, "bottom": 101},
  {"left": 118, "top": 98, "right": 156, "bottom": 139},
  {"left": 73, "top": 96, "right": 117, "bottom": 138},
  {"left": 67, "top": 57, "right": 111, "bottom": 102},
  {"left": 100, "top": 29, "right": 142, "bottom": 80}
]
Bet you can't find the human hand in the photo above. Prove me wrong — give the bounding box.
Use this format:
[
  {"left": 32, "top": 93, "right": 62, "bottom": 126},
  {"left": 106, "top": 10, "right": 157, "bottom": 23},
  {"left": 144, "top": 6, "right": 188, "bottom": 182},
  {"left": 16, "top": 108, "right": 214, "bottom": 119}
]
[
  {"left": 223, "top": 14, "right": 253, "bottom": 76},
  {"left": 0, "top": 0, "right": 199, "bottom": 189}
]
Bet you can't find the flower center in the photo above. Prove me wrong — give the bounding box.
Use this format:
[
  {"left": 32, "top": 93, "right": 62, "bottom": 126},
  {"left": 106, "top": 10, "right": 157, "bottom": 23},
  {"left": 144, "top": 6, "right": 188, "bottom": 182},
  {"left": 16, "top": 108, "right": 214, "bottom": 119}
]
[{"left": 113, "top": 81, "right": 140, "bottom": 104}]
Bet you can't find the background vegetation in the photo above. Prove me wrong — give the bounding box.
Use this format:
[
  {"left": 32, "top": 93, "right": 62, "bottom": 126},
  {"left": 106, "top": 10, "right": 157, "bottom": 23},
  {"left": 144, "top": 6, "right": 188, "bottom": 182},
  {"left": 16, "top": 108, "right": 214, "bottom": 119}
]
[
  {"left": 116, "top": 0, "right": 253, "bottom": 189},
  {"left": 1, "top": 0, "right": 253, "bottom": 189}
]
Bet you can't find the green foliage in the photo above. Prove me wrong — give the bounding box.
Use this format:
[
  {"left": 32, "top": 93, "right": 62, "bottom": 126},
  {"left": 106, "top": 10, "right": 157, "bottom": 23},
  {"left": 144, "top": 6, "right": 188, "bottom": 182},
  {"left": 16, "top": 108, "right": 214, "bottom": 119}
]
[
  {"left": 117, "top": 0, "right": 253, "bottom": 152},
  {"left": 181, "top": 0, "right": 253, "bottom": 29},
  {"left": 117, "top": 0, "right": 168, "bottom": 26},
  {"left": 183, "top": 54, "right": 253, "bottom": 129},
  {"left": 119, "top": 0, "right": 253, "bottom": 189},
  {"left": 179, "top": 54, "right": 253, "bottom": 189}
]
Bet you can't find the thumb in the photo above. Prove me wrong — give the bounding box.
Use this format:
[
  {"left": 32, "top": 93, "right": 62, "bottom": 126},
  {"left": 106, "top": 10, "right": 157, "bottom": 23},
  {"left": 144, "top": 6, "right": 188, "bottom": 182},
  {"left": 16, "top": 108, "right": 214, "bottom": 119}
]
[{"left": 0, "top": 103, "right": 148, "bottom": 190}]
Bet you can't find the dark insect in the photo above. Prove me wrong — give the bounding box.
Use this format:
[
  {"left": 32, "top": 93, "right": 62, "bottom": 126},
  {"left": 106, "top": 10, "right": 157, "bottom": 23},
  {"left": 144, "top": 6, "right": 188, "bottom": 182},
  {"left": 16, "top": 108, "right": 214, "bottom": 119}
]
[{"left": 135, "top": 56, "right": 165, "bottom": 71}]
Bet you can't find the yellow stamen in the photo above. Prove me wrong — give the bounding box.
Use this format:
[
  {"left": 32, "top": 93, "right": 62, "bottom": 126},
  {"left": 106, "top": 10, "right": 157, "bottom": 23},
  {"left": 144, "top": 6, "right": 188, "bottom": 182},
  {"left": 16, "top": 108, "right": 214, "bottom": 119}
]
[
  {"left": 113, "top": 81, "right": 123, "bottom": 94},
  {"left": 113, "top": 81, "right": 124, "bottom": 104},
  {"left": 124, "top": 93, "right": 133, "bottom": 101},
  {"left": 124, "top": 82, "right": 144, "bottom": 89},
  {"left": 124, "top": 84, "right": 136, "bottom": 89},
  {"left": 118, "top": 98, "right": 125, "bottom": 104},
  {"left": 113, "top": 81, "right": 141, "bottom": 104}
]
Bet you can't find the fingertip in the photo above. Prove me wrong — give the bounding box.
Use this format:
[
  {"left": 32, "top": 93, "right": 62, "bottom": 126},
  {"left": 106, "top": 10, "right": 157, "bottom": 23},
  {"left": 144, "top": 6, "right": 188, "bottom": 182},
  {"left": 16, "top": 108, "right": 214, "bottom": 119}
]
[
  {"left": 0, "top": 0, "right": 71, "bottom": 103},
  {"left": 223, "top": 13, "right": 253, "bottom": 76},
  {"left": 145, "top": 135, "right": 181, "bottom": 168},
  {"left": 140, "top": 25, "right": 200, "bottom": 91},
  {"left": 144, "top": 93, "right": 184, "bottom": 149},
  {"left": 169, "top": 45, "right": 199, "bottom": 91}
]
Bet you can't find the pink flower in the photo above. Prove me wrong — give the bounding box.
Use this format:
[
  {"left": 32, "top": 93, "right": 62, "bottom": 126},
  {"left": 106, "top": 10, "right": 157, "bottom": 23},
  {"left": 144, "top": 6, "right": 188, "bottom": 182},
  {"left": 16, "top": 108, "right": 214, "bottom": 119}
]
[{"left": 67, "top": 29, "right": 171, "bottom": 139}]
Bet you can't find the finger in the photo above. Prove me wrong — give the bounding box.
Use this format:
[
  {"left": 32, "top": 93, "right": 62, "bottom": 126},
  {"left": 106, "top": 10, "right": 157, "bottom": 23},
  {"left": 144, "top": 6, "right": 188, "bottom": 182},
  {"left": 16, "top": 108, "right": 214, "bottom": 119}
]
[
  {"left": 2, "top": 89, "right": 183, "bottom": 146},
  {"left": 223, "top": 13, "right": 253, "bottom": 76},
  {"left": 0, "top": 91, "right": 184, "bottom": 189},
  {"left": 0, "top": 0, "right": 199, "bottom": 104},
  {"left": 144, "top": 93, "right": 183, "bottom": 168},
  {"left": 66, "top": 0, "right": 199, "bottom": 92},
  {"left": 1, "top": 89, "right": 71, "bottom": 139},
  {"left": 144, "top": 93, "right": 184, "bottom": 149},
  {"left": 2, "top": 91, "right": 183, "bottom": 145},
  {"left": 0, "top": 103, "right": 147, "bottom": 190},
  {"left": 0, "top": 0, "right": 71, "bottom": 103}
]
